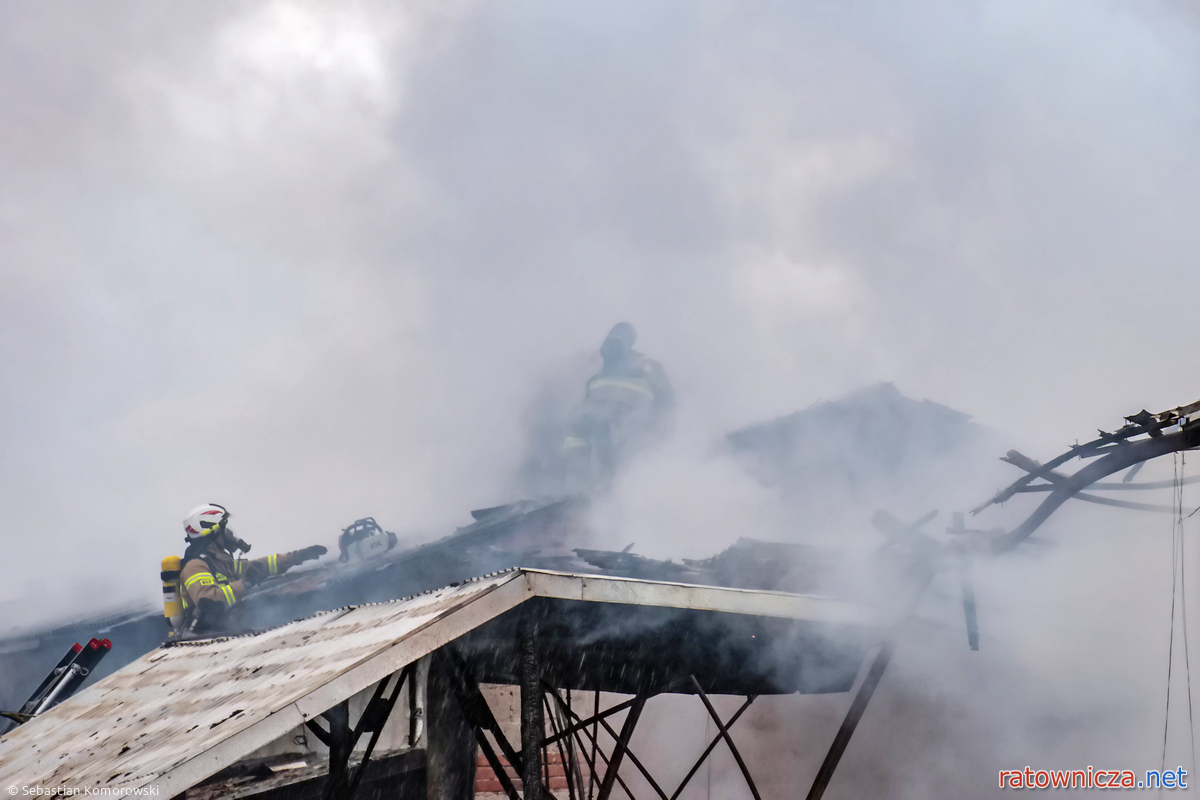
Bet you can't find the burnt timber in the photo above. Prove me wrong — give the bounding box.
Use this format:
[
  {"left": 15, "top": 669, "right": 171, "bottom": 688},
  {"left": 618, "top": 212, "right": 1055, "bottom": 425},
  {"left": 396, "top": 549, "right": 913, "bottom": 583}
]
[{"left": 972, "top": 397, "right": 1200, "bottom": 553}]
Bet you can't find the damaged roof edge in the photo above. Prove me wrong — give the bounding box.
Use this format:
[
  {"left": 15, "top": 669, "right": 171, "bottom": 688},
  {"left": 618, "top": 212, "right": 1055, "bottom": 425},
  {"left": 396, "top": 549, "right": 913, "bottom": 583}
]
[
  {"left": 157, "top": 573, "right": 533, "bottom": 798},
  {"left": 0, "top": 569, "right": 880, "bottom": 798},
  {"left": 521, "top": 569, "right": 881, "bottom": 627}
]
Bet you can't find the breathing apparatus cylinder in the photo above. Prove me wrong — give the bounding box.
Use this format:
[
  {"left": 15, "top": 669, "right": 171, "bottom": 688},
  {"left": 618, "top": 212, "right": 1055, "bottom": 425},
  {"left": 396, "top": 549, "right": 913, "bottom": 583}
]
[{"left": 161, "top": 555, "right": 183, "bottom": 630}]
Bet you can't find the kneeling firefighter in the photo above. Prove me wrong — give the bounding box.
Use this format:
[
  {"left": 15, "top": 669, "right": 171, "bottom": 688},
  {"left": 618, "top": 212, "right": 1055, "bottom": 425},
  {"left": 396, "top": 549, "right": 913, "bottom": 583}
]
[{"left": 163, "top": 503, "right": 326, "bottom": 636}]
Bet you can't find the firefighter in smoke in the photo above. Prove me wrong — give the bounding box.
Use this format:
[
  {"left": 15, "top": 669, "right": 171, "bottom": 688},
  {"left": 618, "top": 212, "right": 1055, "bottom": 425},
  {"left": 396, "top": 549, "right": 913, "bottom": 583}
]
[
  {"left": 562, "top": 322, "right": 675, "bottom": 489},
  {"left": 172, "top": 503, "right": 326, "bottom": 635}
]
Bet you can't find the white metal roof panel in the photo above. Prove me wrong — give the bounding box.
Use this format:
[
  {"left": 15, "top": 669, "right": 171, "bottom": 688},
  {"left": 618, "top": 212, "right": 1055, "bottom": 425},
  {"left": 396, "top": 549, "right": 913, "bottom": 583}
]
[{"left": 0, "top": 569, "right": 878, "bottom": 796}]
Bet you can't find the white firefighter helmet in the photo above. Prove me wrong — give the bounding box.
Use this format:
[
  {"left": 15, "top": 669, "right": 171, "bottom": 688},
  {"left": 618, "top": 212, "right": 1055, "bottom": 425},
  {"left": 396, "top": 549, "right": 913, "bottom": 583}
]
[{"left": 183, "top": 503, "right": 229, "bottom": 540}]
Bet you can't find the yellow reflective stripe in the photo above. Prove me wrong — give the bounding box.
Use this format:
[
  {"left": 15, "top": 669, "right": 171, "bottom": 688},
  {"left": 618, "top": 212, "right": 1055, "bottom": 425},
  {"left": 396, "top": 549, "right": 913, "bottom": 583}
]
[
  {"left": 588, "top": 378, "right": 654, "bottom": 398},
  {"left": 221, "top": 585, "right": 236, "bottom": 606},
  {"left": 268, "top": 554, "right": 278, "bottom": 575},
  {"left": 184, "top": 572, "right": 216, "bottom": 590},
  {"left": 233, "top": 559, "right": 244, "bottom": 575},
  {"left": 562, "top": 436, "right": 588, "bottom": 450}
]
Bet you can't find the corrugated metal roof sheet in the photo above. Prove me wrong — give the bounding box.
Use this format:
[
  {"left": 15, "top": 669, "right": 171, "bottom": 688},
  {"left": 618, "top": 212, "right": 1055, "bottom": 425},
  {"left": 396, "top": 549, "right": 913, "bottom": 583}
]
[{"left": 0, "top": 569, "right": 877, "bottom": 797}]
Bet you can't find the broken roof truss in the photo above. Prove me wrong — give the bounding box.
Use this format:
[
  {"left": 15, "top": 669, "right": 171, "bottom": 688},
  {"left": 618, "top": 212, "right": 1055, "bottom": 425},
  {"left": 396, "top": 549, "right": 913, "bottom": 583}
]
[{"left": 970, "top": 397, "right": 1200, "bottom": 553}]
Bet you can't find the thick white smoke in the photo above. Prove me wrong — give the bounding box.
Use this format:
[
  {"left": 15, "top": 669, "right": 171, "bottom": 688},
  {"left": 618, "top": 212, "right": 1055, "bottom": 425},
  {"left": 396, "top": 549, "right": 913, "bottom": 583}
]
[{"left": 3, "top": 1, "right": 1200, "bottom": 795}]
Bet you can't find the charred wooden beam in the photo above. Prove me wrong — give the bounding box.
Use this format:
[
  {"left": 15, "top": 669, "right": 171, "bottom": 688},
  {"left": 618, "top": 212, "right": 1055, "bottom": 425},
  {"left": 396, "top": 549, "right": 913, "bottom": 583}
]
[
  {"left": 973, "top": 443, "right": 1103, "bottom": 512},
  {"left": 976, "top": 397, "right": 1200, "bottom": 514},
  {"left": 305, "top": 718, "right": 332, "bottom": 748},
  {"left": 1002, "top": 451, "right": 1066, "bottom": 483},
  {"left": 961, "top": 568, "right": 979, "bottom": 652},
  {"left": 440, "top": 649, "right": 525, "bottom": 773},
  {"left": 345, "top": 667, "right": 411, "bottom": 800},
  {"left": 689, "top": 676, "right": 761, "bottom": 800},
  {"left": 585, "top": 704, "right": 669, "bottom": 799},
  {"left": 541, "top": 694, "right": 642, "bottom": 749},
  {"left": 669, "top": 695, "right": 756, "bottom": 800},
  {"left": 321, "top": 701, "right": 352, "bottom": 800},
  {"left": 1004, "top": 447, "right": 1191, "bottom": 503},
  {"left": 805, "top": 642, "right": 896, "bottom": 800},
  {"left": 993, "top": 427, "right": 1200, "bottom": 553},
  {"left": 545, "top": 689, "right": 603, "bottom": 800},
  {"left": 427, "top": 653, "right": 477, "bottom": 800},
  {"left": 557, "top": 700, "right": 637, "bottom": 800},
  {"left": 476, "top": 726, "right": 521, "bottom": 800},
  {"left": 1068, "top": 492, "right": 1174, "bottom": 513},
  {"left": 1123, "top": 461, "right": 1146, "bottom": 482},
  {"left": 563, "top": 691, "right": 586, "bottom": 800},
  {"left": 541, "top": 682, "right": 687, "bottom": 749},
  {"left": 541, "top": 696, "right": 575, "bottom": 800},
  {"left": 520, "top": 613, "right": 549, "bottom": 800},
  {"left": 595, "top": 694, "right": 647, "bottom": 800},
  {"left": 1013, "top": 474, "right": 1200, "bottom": 492}
]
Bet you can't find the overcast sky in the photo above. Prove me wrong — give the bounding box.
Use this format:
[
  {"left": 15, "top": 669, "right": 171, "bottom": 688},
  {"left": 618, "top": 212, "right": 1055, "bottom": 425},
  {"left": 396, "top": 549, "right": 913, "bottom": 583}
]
[{"left": 5, "top": 1, "right": 1200, "bottom": 794}]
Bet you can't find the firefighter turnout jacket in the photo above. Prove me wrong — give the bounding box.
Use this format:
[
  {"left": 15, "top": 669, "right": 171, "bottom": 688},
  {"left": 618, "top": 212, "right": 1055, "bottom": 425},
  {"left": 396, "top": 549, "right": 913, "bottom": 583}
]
[
  {"left": 179, "top": 545, "right": 300, "bottom": 633},
  {"left": 561, "top": 350, "right": 675, "bottom": 488},
  {"left": 583, "top": 351, "right": 673, "bottom": 419}
]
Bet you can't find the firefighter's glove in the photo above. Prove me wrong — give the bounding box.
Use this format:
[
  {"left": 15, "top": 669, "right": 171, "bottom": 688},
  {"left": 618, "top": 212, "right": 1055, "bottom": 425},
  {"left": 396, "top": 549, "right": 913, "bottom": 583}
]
[
  {"left": 295, "top": 545, "right": 327, "bottom": 564},
  {"left": 242, "top": 561, "right": 269, "bottom": 587}
]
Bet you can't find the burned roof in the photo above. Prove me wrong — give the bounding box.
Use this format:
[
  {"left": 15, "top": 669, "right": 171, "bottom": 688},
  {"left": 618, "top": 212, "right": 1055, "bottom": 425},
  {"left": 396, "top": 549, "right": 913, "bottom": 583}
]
[
  {"left": 0, "top": 569, "right": 879, "bottom": 798},
  {"left": 727, "top": 382, "right": 981, "bottom": 488}
]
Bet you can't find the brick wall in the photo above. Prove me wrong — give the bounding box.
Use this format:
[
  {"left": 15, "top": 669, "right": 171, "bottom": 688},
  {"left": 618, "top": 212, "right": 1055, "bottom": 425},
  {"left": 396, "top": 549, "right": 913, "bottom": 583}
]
[{"left": 474, "top": 750, "right": 580, "bottom": 798}]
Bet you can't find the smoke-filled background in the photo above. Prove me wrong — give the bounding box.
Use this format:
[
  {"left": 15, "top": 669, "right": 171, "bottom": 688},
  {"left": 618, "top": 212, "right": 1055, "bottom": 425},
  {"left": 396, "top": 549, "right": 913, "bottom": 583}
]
[{"left": 4, "top": 1, "right": 1200, "bottom": 796}]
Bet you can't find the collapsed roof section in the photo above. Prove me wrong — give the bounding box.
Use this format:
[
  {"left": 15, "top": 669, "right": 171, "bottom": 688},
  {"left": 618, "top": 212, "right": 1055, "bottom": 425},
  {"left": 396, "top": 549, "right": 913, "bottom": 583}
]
[
  {"left": 973, "top": 396, "right": 1200, "bottom": 553},
  {"left": 0, "top": 569, "right": 880, "bottom": 799},
  {"left": 0, "top": 384, "right": 977, "bottom": 709}
]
